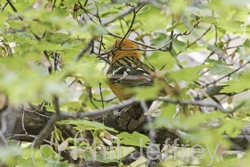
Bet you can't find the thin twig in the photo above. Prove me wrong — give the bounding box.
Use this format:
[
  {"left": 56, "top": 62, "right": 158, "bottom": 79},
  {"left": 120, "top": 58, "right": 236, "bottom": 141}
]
[
  {"left": 98, "top": 36, "right": 103, "bottom": 55},
  {"left": 0, "top": 1, "right": 9, "bottom": 11},
  {"left": 34, "top": 114, "right": 61, "bottom": 147},
  {"left": 185, "top": 26, "right": 212, "bottom": 50},
  {"left": 0, "top": 108, "right": 9, "bottom": 147},
  {"left": 102, "top": 2, "right": 146, "bottom": 26},
  {"left": 22, "top": 107, "right": 28, "bottom": 134},
  {"left": 83, "top": 0, "right": 88, "bottom": 6},
  {"left": 43, "top": 51, "right": 53, "bottom": 74},
  {"left": 118, "top": 4, "right": 136, "bottom": 48},
  {"left": 53, "top": 96, "right": 60, "bottom": 114},
  {"left": 61, "top": 98, "right": 136, "bottom": 119},
  {"left": 92, "top": 97, "right": 116, "bottom": 102},
  {"left": 6, "top": 0, "right": 20, "bottom": 16},
  {"left": 6, "top": 134, "right": 51, "bottom": 144},
  {"left": 90, "top": 98, "right": 98, "bottom": 110},
  {"left": 98, "top": 82, "right": 104, "bottom": 110},
  {"left": 51, "top": 0, "right": 57, "bottom": 12},
  {"left": 86, "top": 86, "right": 98, "bottom": 109},
  {"left": 184, "top": 20, "right": 227, "bottom": 60},
  {"left": 34, "top": 96, "right": 61, "bottom": 147},
  {"left": 202, "top": 60, "right": 250, "bottom": 87},
  {"left": 24, "top": 108, "right": 51, "bottom": 119},
  {"left": 99, "top": 34, "right": 179, "bottom": 57},
  {"left": 158, "top": 97, "right": 246, "bottom": 113},
  {"left": 135, "top": 0, "right": 149, "bottom": 14}
]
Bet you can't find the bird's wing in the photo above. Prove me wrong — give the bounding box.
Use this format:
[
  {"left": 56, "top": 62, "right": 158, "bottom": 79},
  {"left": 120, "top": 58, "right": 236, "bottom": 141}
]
[{"left": 107, "top": 56, "right": 155, "bottom": 87}]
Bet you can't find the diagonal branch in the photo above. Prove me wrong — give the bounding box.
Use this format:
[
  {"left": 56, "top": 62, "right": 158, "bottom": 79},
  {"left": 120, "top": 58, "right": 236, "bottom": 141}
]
[
  {"left": 118, "top": 4, "right": 137, "bottom": 48},
  {"left": 61, "top": 98, "right": 136, "bottom": 119},
  {"left": 158, "top": 97, "right": 246, "bottom": 113},
  {"left": 34, "top": 96, "right": 61, "bottom": 147},
  {"left": 102, "top": 1, "right": 148, "bottom": 26}
]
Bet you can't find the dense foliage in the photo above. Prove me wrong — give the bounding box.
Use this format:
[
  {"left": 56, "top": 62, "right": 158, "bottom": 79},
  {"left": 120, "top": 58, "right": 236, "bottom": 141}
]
[{"left": 1, "top": 0, "right": 250, "bottom": 166}]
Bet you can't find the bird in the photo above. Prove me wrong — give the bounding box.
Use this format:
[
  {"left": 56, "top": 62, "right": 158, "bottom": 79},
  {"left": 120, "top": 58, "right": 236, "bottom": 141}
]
[{"left": 106, "top": 38, "right": 173, "bottom": 100}]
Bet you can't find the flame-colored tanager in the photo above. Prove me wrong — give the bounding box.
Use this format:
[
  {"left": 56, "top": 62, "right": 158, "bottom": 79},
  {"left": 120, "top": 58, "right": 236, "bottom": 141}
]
[{"left": 107, "top": 39, "right": 173, "bottom": 100}]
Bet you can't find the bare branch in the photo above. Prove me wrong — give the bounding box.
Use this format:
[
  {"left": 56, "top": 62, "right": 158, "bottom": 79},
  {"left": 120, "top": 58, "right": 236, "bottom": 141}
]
[
  {"left": 158, "top": 97, "right": 246, "bottom": 113},
  {"left": 60, "top": 98, "right": 136, "bottom": 119},
  {"left": 53, "top": 96, "right": 61, "bottom": 114}
]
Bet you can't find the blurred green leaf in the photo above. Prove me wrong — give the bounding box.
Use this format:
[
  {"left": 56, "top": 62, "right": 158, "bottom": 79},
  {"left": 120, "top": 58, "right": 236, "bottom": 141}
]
[
  {"left": 138, "top": 5, "right": 170, "bottom": 31},
  {"left": 134, "top": 86, "right": 159, "bottom": 100},
  {"left": 173, "top": 39, "right": 186, "bottom": 52},
  {"left": 207, "top": 60, "right": 235, "bottom": 76},
  {"left": 147, "top": 51, "right": 177, "bottom": 70},
  {"left": 1, "top": 0, "right": 250, "bottom": 166},
  {"left": 87, "top": 23, "right": 108, "bottom": 36},
  {"left": 0, "top": 146, "right": 21, "bottom": 166},
  {"left": 238, "top": 39, "right": 250, "bottom": 61},
  {"left": 151, "top": 32, "right": 169, "bottom": 47},
  {"left": 221, "top": 72, "right": 250, "bottom": 93},
  {"left": 116, "top": 132, "right": 149, "bottom": 147},
  {"left": 169, "top": 65, "right": 210, "bottom": 81},
  {"left": 221, "top": 119, "right": 247, "bottom": 137}
]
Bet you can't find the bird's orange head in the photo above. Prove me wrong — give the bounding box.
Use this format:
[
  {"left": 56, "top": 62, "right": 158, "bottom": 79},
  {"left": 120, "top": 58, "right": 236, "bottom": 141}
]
[{"left": 110, "top": 39, "right": 140, "bottom": 63}]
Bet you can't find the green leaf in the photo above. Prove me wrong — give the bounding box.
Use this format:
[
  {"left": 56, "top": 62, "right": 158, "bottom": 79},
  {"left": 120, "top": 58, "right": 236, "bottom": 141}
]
[
  {"left": 63, "top": 0, "right": 78, "bottom": 6},
  {"left": 87, "top": 23, "right": 108, "bottom": 36},
  {"left": 221, "top": 72, "right": 250, "bottom": 93},
  {"left": 173, "top": 39, "right": 186, "bottom": 52},
  {"left": 221, "top": 80, "right": 245, "bottom": 93},
  {"left": 207, "top": 59, "right": 235, "bottom": 76},
  {"left": 147, "top": 51, "right": 176, "bottom": 70},
  {"left": 165, "top": 22, "right": 187, "bottom": 32},
  {"left": 13, "top": 0, "right": 37, "bottom": 11},
  {"left": 169, "top": 65, "right": 210, "bottom": 81},
  {"left": 0, "top": 146, "right": 21, "bottom": 166},
  {"left": 207, "top": 60, "right": 238, "bottom": 79},
  {"left": 151, "top": 32, "right": 169, "bottom": 47},
  {"left": 138, "top": 5, "right": 170, "bottom": 31},
  {"left": 160, "top": 104, "right": 179, "bottom": 118},
  {"left": 116, "top": 132, "right": 150, "bottom": 147},
  {"left": 169, "top": 0, "right": 188, "bottom": 15},
  {"left": 134, "top": 86, "right": 160, "bottom": 100},
  {"left": 221, "top": 119, "right": 246, "bottom": 137},
  {"left": 238, "top": 39, "right": 250, "bottom": 61},
  {"left": 53, "top": 7, "right": 70, "bottom": 17}
]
